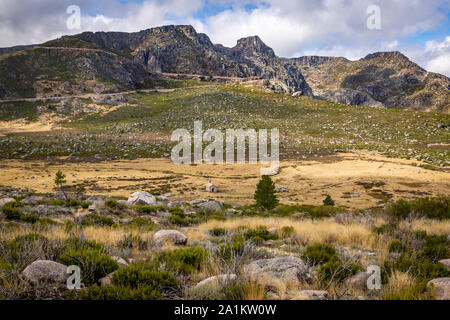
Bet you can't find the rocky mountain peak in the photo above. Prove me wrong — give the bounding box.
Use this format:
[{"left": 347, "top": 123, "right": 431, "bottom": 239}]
[{"left": 233, "top": 35, "right": 275, "bottom": 58}]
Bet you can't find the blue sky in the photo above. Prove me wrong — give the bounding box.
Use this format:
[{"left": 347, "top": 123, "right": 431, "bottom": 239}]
[{"left": 0, "top": 0, "right": 449, "bottom": 76}]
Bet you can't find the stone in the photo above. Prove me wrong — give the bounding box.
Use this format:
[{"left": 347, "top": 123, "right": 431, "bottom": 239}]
[
  {"left": 22, "top": 260, "right": 69, "bottom": 286},
  {"left": 275, "top": 187, "right": 288, "bottom": 193},
  {"left": 0, "top": 197, "right": 15, "bottom": 206},
  {"left": 127, "top": 191, "right": 156, "bottom": 206},
  {"left": 439, "top": 259, "right": 450, "bottom": 269},
  {"left": 244, "top": 256, "right": 309, "bottom": 286},
  {"left": 197, "top": 200, "right": 223, "bottom": 212},
  {"left": 268, "top": 227, "right": 279, "bottom": 234},
  {"left": 427, "top": 278, "right": 450, "bottom": 300},
  {"left": 190, "top": 199, "right": 205, "bottom": 206},
  {"left": 112, "top": 256, "right": 129, "bottom": 268},
  {"left": 153, "top": 230, "right": 188, "bottom": 245},
  {"left": 195, "top": 274, "right": 237, "bottom": 288},
  {"left": 21, "top": 196, "right": 46, "bottom": 205},
  {"left": 99, "top": 271, "right": 116, "bottom": 287},
  {"left": 344, "top": 271, "right": 371, "bottom": 290},
  {"left": 88, "top": 200, "right": 105, "bottom": 212},
  {"left": 291, "top": 290, "right": 328, "bottom": 300}
]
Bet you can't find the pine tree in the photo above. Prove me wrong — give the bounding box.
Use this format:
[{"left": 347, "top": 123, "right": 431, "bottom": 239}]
[
  {"left": 323, "top": 194, "right": 335, "bottom": 206},
  {"left": 254, "top": 175, "right": 279, "bottom": 210},
  {"left": 54, "top": 170, "right": 67, "bottom": 199}
]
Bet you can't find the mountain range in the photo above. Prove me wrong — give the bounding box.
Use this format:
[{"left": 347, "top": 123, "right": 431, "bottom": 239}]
[{"left": 0, "top": 24, "right": 448, "bottom": 112}]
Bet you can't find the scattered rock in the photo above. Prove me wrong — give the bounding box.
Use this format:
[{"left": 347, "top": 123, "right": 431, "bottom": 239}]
[
  {"left": 88, "top": 200, "right": 105, "bottom": 212},
  {"left": 0, "top": 197, "right": 15, "bottom": 206},
  {"left": 427, "top": 278, "right": 450, "bottom": 300},
  {"left": 21, "top": 196, "right": 46, "bottom": 205},
  {"left": 291, "top": 290, "right": 328, "bottom": 300},
  {"left": 198, "top": 200, "right": 223, "bottom": 212},
  {"left": 112, "top": 256, "right": 129, "bottom": 268},
  {"left": 190, "top": 199, "right": 205, "bottom": 206},
  {"left": 127, "top": 191, "right": 156, "bottom": 206},
  {"left": 275, "top": 187, "right": 288, "bottom": 193},
  {"left": 244, "top": 256, "right": 309, "bottom": 287},
  {"left": 99, "top": 271, "right": 116, "bottom": 287},
  {"left": 195, "top": 274, "right": 237, "bottom": 288},
  {"left": 344, "top": 271, "right": 371, "bottom": 290},
  {"left": 22, "top": 260, "right": 69, "bottom": 286},
  {"left": 153, "top": 230, "right": 188, "bottom": 245},
  {"left": 438, "top": 259, "right": 450, "bottom": 269},
  {"left": 268, "top": 227, "right": 279, "bottom": 234}
]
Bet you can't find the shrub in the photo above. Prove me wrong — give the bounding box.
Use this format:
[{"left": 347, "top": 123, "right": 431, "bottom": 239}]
[
  {"left": 112, "top": 263, "right": 177, "bottom": 289},
  {"left": 2, "top": 207, "right": 22, "bottom": 220},
  {"left": 117, "top": 234, "right": 148, "bottom": 251},
  {"left": 80, "top": 214, "right": 115, "bottom": 227},
  {"left": 280, "top": 226, "right": 295, "bottom": 238},
  {"left": 20, "top": 214, "right": 39, "bottom": 224},
  {"left": 218, "top": 240, "right": 246, "bottom": 262},
  {"left": 59, "top": 249, "right": 118, "bottom": 285},
  {"left": 388, "top": 199, "right": 411, "bottom": 220},
  {"left": 244, "top": 226, "right": 278, "bottom": 243},
  {"left": 318, "top": 259, "right": 361, "bottom": 283},
  {"left": 420, "top": 234, "right": 449, "bottom": 262},
  {"left": 302, "top": 243, "right": 337, "bottom": 265},
  {"left": 156, "top": 247, "right": 207, "bottom": 274},
  {"left": 323, "top": 195, "right": 335, "bottom": 206},
  {"left": 66, "top": 284, "right": 162, "bottom": 300},
  {"left": 388, "top": 240, "right": 408, "bottom": 253},
  {"left": 387, "top": 196, "right": 450, "bottom": 220},
  {"left": 373, "top": 222, "right": 399, "bottom": 235},
  {"left": 127, "top": 217, "right": 155, "bottom": 230},
  {"left": 254, "top": 175, "right": 279, "bottom": 210},
  {"left": 210, "top": 227, "right": 227, "bottom": 236},
  {"left": 80, "top": 201, "right": 90, "bottom": 209}
]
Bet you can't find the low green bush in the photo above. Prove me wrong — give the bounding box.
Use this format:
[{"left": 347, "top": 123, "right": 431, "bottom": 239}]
[
  {"left": 80, "top": 214, "right": 115, "bottom": 227},
  {"left": 210, "top": 227, "right": 227, "bottom": 236},
  {"left": 20, "top": 214, "right": 39, "bottom": 224},
  {"left": 2, "top": 207, "right": 22, "bottom": 220},
  {"left": 388, "top": 240, "right": 408, "bottom": 253},
  {"left": 66, "top": 284, "right": 162, "bottom": 300},
  {"left": 244, "top": 226, "right": 278, "bottom": 243},
  {"left": 112, "top": 263, "right": 177, "bottom": 290},
  {"left": 387, "top": 196, "right": 449, "bottom": 220},
  {"left": 156, "top": 247, "right": 207, "bottom": 274},
  {"left": 59, "top": 249, "right": 118, "bottom": 285},
  {"left": 318, "top": 259, "right": 361, "bottom": 283},
  {"left": 117, "top": 234, "right": 148, "bottom": 251},
  {"left": 302, "top": 243, "right": 337, "bottom": 265},
  {"left": 280, "top": 226, "right": 295, "bottom": 238}
]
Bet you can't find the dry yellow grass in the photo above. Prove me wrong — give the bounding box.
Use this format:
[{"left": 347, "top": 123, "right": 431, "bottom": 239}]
[
  {"left": 197, "top": 217, "right": 387, "bottom": 250},
  {"left": 381, "top": 271, "right": 419, "bottom": 300},
  {"left": 401, "top": 219, "right": 450, "bottom": 235}
]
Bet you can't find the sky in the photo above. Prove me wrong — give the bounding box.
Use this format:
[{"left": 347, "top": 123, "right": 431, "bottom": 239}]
[{"left": 0, "top": 0, "right": 449, "bottom": 76}]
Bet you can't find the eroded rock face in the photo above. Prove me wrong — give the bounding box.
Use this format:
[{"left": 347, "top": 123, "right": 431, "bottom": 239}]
[
  {"left": 153, "top": 230, "right": 188, "bottom": 245},
  {"left": 127, "top": 191, "right": 156, "bottom": 206},
  {"left": 427, "top": 278, "right": 450, "bottom": 300},
  {"left": 313, "top": 88, "right": 385, "bottom": 108},
  {"left": 22, "top": 260, "right": 69, "bottom": 286},
  {"left": 244, "top": 256, "right": 310, "bottom": 286}
]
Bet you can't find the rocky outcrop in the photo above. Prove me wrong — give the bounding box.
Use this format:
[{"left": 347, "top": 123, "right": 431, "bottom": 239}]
[
  {"left": 291, "top": 290, "right": 328, "bottom": 300},
  {"left": 313, "top": 88, "right": 385, "bottom": 108}
]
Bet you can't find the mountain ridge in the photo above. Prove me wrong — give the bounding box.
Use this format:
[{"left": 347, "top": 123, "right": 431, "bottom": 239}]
[{"left": 0, "top": 24, "right": 448, "bottom": 112}]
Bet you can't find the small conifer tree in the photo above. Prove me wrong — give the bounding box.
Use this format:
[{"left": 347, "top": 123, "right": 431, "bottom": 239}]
[
  {"left": 254, "top": 175, "right": 279, "bottom": 210},
  {"left": 323, "top": 194, "right": 335, "bottom": 206},
  {"left": 54, "top": 170, "right": 67, "bottom": 199}
]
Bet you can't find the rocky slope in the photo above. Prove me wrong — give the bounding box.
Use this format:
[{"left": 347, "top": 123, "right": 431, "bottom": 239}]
[{"left": 291, "top": 52, "right": 450, "bottom": 112}]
